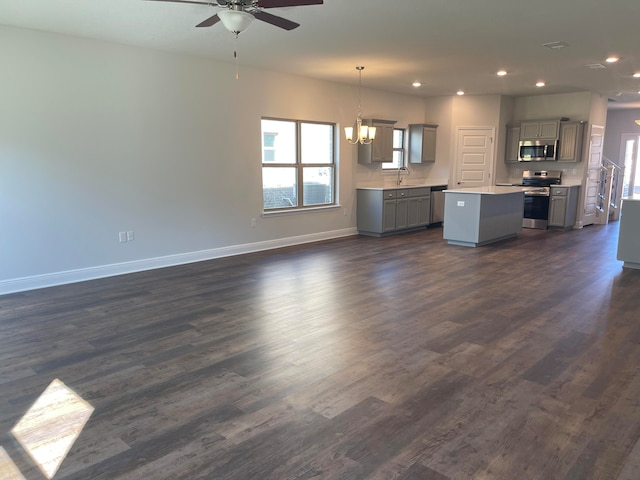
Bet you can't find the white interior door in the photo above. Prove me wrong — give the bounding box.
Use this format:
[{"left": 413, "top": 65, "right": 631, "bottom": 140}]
[
  {"left": 620, "top": 134, "right": 640, "bottom": 197},
  {"left": 583, "top": 125, "right": 604, "bottom": 226},
  {"left": 454, "top": 127, "right": 495, "bottom": 188}
]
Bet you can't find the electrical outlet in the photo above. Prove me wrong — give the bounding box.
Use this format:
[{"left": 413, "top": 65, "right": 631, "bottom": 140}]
[
  {"left": 119, "top": 232, "right": 127, "bottom": 243},
  {"left": 343, "top": 208, "right": 347, "bottom": 216},
  {"left": 126, "top": 231, "right": 134, "bottom": 241},
  {"left": 251, "top": 218, "right": 257, "bottom": 227}
]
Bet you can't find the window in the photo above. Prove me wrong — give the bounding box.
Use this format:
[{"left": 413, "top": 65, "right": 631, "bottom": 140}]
[
  {"left": 261, "top": 118, "right": 335, "bottom": 211},
  {"left": 382, "top": 128, "right": 405, "bottom": 170},
  {"left": 262, "top": 132, "right": 277, "bottom": 163}
]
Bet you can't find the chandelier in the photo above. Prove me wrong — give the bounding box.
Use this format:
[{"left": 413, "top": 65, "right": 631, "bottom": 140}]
[{"left": 345, "top": 66, "right": 376, "bottom": 145}]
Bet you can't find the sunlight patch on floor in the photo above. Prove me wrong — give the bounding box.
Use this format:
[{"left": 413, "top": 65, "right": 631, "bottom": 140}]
[
  {"left": 11, "top": 379, "right": 94, "bottom": 479},
  {"left": 0, "top": 447, "right": 26, "bottom": 480}
]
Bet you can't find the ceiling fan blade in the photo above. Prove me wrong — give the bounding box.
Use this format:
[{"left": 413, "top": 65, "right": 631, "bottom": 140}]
[
  {"left": 196, "top": 13, "right": 221, "bottom": 27},
  {"left": 257, "top": 0, "right": 322, "bottom": 7},
  {"left": 144, "top": 0, "right": 214, "bottom": 5},
  {"left": 253, "top": 10, "right": 299, "bottom": 30}
]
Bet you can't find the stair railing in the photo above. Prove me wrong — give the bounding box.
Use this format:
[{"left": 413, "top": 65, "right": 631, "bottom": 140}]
[{"left": 601, "top": 156, "right": 624, "bottom": 221}]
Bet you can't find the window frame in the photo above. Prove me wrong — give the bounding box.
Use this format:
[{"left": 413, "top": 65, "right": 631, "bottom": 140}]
[
  {"left": 382, "top": 127, "right": 406, "bottom": 170},
  {"left": 261, "top": 117, "right": 337, "bottom": 212}
]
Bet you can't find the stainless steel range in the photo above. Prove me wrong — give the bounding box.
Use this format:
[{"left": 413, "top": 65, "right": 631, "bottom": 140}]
[{"left": 519, "top": 170, "right": 562, "bottom": 229}]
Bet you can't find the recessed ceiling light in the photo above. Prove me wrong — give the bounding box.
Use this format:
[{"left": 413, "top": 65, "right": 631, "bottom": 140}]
[
  {"left": 606, "top": 56, "right": 620, "bottom": 63},
  {"left": 633, "top": 73, "right": 640, "bottom": 78},
  {"left": 456, "top": 90, "right": 465, "bottom": 95},
  {"left": 536, "top": 81, "right": 546, "bottom": 87},
  {"left": 497, "top": 70, "right": 507, "bottom": 76},
  {"left": 412, "top": 82, "right": 421, "bottom": 87}
]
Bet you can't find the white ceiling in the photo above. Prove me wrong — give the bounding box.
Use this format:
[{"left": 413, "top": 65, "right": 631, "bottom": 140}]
[{"left": 3, "top": 0, "right": 640, "bottom": 108}]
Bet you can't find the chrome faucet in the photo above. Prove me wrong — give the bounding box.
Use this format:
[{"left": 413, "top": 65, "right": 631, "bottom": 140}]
[{"left": 396, "top": 166, "right": 409, "bottom": 185}]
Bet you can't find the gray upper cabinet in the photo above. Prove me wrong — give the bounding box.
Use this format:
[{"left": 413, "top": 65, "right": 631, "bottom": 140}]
[
  {"left": 505, "top": 125, "right": 520, "bottom": 163},
  {"left": 557, "top": 121, "right": 585, "bottom": 162},
  {"left": 408, "top": 124, "right": 438, "bottom": 163},
  {"left": 358, "top": 119, "right": 396, "bottom": 164},
  {"left": 520, "top": 119, "right": 559, "bottom": 140}
]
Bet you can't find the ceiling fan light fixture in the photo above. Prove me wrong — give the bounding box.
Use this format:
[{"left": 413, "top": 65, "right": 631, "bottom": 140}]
[{"left": 218, "top": 10, "right": 254, "bottom": 34}]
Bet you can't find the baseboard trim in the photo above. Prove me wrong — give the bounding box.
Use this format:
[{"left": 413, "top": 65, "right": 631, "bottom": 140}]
[{"left": 0, "top": 228, "right": 358, "bottom": 295}]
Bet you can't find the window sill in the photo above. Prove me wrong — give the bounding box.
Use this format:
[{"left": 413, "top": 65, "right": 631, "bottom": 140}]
[{"left": 262, "top": 205, "right": 341, "bottom": 217}]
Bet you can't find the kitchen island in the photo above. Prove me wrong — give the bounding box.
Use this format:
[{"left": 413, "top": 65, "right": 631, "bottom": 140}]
[
  {"left": 617, "top": 196, "right": 640, "bottom": 268},
  {"left": 443, "top": 186, "right": 525, "bottom": 247}
]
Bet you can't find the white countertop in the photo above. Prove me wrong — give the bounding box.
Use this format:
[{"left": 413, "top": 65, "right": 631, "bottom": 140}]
[
  {"left": 445, "top": 186, "right": 527, "bottom": 195},
  {"left": 496, "top": 182, "right": 583, "bottom": 188},
  {"left": 357, "top": 181, "right": 448, "bottom": 190},
  {"left": 554, "top": 183, "right": 582, "bottom": 187}
]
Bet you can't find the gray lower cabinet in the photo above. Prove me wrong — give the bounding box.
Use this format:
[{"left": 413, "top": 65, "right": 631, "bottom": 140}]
[
  {"left": 357, "top": 187, "right": 431, "bottom": 236},
  {"left": 382, "top": 193, "right": 408, "bottom": 232},
  {"left": 407, "top": 188, "right": 431, "bottom": 227},
  {"left": 548, "top": 185, "right": 580, "bottom": 229}
]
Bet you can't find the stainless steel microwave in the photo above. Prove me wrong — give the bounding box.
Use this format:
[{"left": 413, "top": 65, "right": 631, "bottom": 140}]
[{"left": 518, "top": 140, "right": 558, "bottom": 162}]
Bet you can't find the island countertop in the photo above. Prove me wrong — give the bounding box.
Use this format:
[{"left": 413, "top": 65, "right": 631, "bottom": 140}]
[{"left": 356, "top": 181, "right": 448, "bottom": 190}]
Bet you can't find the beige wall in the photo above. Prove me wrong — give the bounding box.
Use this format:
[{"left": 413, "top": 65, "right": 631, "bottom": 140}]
[
  {"left": 0, "top": 24, "right": 614, "bottom": 293},
  {"left": 0, "top": 25, "right": 433, "bottom": 292},
  {"left": 513, "top": 92, "right": 593, "bottom": 122}
]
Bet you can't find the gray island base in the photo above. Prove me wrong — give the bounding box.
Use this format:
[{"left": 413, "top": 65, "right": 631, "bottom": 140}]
[
  {"left": 617, "top": 197, "right": 640, "bottom": 269},
  {"left": 443, "top": 187, "right": 525, "bottom": 247}
]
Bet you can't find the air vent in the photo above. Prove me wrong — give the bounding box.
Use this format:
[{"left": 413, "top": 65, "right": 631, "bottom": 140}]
[
  {"left": 586, "top": 63, "right": 607, "bottom": 69},
  {"left": 542, "top": 41, "right": 568, "bottom": 50}
]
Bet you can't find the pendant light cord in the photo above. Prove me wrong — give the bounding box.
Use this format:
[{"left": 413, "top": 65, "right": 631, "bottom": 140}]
[
  {"left": 234, "top": 32, "right": 240, "bottom": 80},
  {"left": 356, "top": 66, "right": 364, "bottom": 116}
]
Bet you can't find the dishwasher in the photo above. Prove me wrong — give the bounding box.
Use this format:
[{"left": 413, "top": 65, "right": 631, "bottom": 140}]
[{"left": 430, "top": 185, "right": 446, "bottom": 225}]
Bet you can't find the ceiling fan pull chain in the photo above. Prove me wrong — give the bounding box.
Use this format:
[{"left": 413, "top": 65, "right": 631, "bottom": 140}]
[{"left": 234, "top": 34, "right": 239, "bottom": 80}]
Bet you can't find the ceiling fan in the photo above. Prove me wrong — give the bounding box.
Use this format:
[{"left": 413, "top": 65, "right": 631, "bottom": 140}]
[{"left": 146, "top": 0, "right": 324, "bottom": 34}]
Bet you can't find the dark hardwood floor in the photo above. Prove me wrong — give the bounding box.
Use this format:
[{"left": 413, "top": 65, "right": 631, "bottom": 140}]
[{"left": 2, "top": 223, "right": 640, "bottom": 479}]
